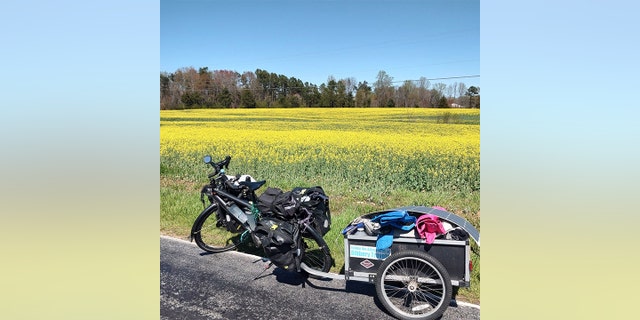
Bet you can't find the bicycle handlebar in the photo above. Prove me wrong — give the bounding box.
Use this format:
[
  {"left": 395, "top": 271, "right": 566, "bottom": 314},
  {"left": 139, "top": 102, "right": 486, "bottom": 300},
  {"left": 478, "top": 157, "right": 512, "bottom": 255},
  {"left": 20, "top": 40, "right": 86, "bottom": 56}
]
[{"left": 204, "top": 155, "right": 232, "bottom": 176}]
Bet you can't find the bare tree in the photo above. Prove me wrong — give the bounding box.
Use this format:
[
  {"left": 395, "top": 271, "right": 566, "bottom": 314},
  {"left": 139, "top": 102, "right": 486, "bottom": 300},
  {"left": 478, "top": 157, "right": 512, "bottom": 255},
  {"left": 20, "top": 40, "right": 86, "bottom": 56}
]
[
  {"left": 416, "top": 77, "right": 431, "bottom": 107},
  {"left": 212, "top": 70, "right": 241, "bottom": 107},
  {"left": 340, "top": 77, "right": 357, "bottom": 98},
  {"left": 432, "top": 82, "right": 447, "bottom": 98},
  {"left": 169, "top": 67, "right": 200, "bottom": 108},
  {"left": 173, "top": 67, "right": 199, "bottom": 92},
  {"left": 457, "top": 82, "right": 467, "bottom": 100},
  {"left": 373, "top": 70, "right": 394, "bottom": 107},
  {"left": 397, "top": 80, "right": 417, "bottom": 107},
  {"left": 355, "top": 81, "right": 372, "bottom": 107},
  {"left": 446, "top": 83, "right": 455, "bottom": 98}
]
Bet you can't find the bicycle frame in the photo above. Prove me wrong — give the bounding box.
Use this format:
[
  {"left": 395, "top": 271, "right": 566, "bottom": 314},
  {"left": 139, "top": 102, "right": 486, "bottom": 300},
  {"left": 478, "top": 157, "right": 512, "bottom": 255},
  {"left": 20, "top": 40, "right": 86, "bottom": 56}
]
[{"left": 210, "top": 187, "right": 258, "bottom": 231}]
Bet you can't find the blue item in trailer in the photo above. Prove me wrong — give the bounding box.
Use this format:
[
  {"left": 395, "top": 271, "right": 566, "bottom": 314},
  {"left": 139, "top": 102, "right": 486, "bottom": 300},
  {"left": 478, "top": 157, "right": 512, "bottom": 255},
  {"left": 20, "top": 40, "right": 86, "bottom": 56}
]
[{"left": 370, "top": 210, "right": 416, "bottom": 250}]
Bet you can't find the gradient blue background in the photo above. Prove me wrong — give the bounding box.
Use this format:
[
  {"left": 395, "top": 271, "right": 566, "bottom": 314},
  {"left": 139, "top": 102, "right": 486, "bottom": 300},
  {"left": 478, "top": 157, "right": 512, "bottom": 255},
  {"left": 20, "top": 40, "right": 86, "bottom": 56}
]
[
  {"left": 2, "top": 0, "right": 639, "bottom": 318},
  {"left": 481, "top": 1, "right": 639, "bottom": 318},
  {"left": 1, "top": 1, "right": 160, "bottom": 318}
]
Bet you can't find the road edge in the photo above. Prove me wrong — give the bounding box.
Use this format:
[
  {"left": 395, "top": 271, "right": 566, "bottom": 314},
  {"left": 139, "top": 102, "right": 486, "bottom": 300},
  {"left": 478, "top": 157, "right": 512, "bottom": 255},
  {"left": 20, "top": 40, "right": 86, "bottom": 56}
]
[
  {"left": 160, "top": 234, "right": 265, "bottom": 261},
  {"left": 160, "top": 234, "right": 480, "bottom": 310}
]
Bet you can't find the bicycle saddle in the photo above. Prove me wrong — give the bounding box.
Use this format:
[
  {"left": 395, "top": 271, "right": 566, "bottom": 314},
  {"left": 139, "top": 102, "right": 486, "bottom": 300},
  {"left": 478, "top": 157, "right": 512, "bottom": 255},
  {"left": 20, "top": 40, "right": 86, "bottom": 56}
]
[{"left": 239, "top": 180, "right": 266, "bottom": 191}]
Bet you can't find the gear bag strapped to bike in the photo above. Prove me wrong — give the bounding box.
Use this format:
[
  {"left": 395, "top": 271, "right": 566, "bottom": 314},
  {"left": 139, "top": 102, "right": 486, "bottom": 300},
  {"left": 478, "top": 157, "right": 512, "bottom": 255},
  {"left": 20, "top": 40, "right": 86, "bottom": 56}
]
[
  {"left": 256, "top": 187, "right": 298, "bottom": 219},
  {"left": 253, "top": 217, "right": 302, "bottom": 271},
  {"left": 257, "top": 186, "right": 331, "bottom": 236},
  {"left": 292, "top": 186, "right": 331, "bottom": 236}
]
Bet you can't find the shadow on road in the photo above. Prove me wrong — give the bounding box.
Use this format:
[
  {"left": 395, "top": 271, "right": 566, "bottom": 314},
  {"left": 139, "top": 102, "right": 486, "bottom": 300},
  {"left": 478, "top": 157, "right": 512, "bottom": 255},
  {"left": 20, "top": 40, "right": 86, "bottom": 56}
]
[{"left": 254, "top": 266, "right": 393, "bottom": 318}]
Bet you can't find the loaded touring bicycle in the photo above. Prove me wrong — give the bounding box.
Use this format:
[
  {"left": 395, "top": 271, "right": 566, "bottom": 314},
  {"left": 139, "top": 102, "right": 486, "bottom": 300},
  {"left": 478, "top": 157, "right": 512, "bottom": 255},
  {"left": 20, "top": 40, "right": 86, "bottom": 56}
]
[{"left": 190, "top": 155, "right": 480, "bottom": 320}]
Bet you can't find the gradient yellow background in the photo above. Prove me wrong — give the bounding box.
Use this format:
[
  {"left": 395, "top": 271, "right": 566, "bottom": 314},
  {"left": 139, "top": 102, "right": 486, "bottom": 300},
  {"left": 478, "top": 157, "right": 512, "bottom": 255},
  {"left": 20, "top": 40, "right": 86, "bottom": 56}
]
[
  {"left": 0, "top": 0, "right": 160, "bottom": 319},
  {"left": 481, "top": 1, "right": 640, "bottom": 318},
  {"left": 0, "top": 133, "right": 159, "bottom": 318},
  {"left": 3, "top": 0, "right": 639, "bottom": 319}
]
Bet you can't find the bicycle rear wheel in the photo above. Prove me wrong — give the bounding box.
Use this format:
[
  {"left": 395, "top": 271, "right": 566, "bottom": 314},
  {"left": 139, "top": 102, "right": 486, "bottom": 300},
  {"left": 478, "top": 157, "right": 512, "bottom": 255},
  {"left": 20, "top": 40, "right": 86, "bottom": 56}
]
[
  {"left": 192, "top": 206, "right": 244, "bottom": 253},
  {"left": 300, "top": 225, "right": 332, "bottom": 275}
]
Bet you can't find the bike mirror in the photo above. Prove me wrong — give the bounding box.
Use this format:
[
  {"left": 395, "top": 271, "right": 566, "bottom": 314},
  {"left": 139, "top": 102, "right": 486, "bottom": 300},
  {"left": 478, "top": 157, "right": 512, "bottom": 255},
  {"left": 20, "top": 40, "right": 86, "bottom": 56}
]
[{"left": 203, "top": 155, "right": 212, "bottom": 164}]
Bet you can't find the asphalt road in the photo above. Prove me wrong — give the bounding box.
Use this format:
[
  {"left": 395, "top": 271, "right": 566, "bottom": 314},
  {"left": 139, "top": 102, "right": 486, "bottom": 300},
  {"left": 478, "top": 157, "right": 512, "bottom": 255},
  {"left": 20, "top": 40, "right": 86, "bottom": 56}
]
[{"left": 161, "top": 236, "right": 480, "bottom": 320}]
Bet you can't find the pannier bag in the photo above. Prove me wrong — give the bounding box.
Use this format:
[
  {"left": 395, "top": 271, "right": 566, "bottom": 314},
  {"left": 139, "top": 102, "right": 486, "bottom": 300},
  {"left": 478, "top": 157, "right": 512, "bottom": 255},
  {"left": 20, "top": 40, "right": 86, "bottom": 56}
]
[
  {"left": 257, "top": 186, "right": 332, "bottom": 236},
  {"left": 256, "top": 187, "right": 282, "bottom": 217},
  {"left": 253, "top": 217, "right": 301, "bottom": 271},
  {"left": 271, "top": 190, "right": 300, "bottom": 219},
  {"left": 257, "top": 187, "right": 299, "bottom": 219},
  {"left": 292, "top": 186, "right": 331, "bottom": 236}
]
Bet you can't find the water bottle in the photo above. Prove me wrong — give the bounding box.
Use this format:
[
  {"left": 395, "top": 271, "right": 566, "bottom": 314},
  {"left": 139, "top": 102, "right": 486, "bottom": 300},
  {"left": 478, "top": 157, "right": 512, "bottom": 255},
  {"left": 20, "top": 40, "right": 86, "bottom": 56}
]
[
  {"left": 227, "top": 204, "right": 248, "bottom": 224},
  {"left": 227, "top": 204, "right": 256, "bottom": 230},
  {"left": 244, "top": 208, "right": 257, "bottom": 230}
]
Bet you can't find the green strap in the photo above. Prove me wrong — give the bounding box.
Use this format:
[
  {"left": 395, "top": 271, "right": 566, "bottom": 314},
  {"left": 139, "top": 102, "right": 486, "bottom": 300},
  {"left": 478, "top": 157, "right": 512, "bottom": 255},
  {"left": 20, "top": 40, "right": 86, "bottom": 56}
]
[
  {"left": 251, "top": 203, "right": 262, "bottom": 220},
  {"left": 240, "top": 230, "right": 250, "bottom": 242}
]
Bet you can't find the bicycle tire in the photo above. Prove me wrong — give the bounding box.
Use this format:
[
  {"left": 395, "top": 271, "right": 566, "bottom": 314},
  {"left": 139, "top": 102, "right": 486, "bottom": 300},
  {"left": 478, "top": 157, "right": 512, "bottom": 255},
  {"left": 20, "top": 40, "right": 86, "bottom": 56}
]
[
  {"left": 300, "top": 225, "right": 332, "bottom": 275},
  {"left": 375, "top": 251, "right": 452, "bottom": 320},
  {"left": 192, "top": 205, "right": 244, "bottom": 253}
]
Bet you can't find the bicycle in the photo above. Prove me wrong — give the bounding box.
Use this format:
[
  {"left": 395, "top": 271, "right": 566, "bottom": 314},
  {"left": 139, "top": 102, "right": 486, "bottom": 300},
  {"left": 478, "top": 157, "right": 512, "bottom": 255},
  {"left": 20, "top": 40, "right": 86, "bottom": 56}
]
[{"left": 190, "top": 155, "right": 332, "bottom": 274}]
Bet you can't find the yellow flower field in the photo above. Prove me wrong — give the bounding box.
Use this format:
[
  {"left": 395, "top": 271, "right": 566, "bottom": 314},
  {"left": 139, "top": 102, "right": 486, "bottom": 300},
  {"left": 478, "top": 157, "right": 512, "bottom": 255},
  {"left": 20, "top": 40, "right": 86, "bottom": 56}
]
[{"left": 160, "top": 108, "right": 479, "bottom": 193}]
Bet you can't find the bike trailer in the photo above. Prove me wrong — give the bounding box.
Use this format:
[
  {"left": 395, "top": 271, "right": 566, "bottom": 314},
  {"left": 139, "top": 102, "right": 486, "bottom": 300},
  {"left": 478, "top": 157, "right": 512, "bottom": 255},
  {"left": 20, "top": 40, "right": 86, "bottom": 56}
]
[{"left": 341, "top": 206, "right": 479, "bottom": 320}]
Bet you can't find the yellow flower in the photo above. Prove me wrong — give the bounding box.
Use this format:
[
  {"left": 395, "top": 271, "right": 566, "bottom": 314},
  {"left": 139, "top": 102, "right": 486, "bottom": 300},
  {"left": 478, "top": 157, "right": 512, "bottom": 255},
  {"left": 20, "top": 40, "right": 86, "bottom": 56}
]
[{"left": 161, "top": 108, "right": 479, "bottom": 191}]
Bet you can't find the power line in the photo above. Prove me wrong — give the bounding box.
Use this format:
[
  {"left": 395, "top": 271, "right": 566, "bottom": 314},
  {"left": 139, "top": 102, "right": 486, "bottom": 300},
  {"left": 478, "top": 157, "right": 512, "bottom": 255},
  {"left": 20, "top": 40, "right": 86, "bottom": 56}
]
[{"left": 391, "top": 75, "right": 480, "bottom": 84}]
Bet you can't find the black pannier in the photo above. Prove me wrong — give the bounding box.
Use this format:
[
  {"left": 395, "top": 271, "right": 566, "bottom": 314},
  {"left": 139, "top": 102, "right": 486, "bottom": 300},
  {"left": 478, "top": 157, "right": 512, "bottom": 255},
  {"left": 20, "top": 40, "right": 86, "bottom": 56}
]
[
  {"left": 256, "top": 187, "right": 282, "bottom": 217},
  {"left": 271, "top": 190, "right": 300, "bottom": 219},
  {"left": 253, "top": 217, "right": 301, "bottom": 271},
  {"left": 292, "top": 186, "right": 331, "bottom": 236},
  {"left": 257, "top": 187, "right": 300, "bottom": 219},
  {"left": 257, "top": 186, "right": 331, "bottom": 235}
]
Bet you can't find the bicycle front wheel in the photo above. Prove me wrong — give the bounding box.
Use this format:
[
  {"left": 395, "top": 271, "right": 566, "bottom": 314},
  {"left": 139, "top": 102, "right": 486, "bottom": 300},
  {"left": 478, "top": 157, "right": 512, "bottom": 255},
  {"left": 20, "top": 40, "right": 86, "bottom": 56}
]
[{"left": 192, "top": 206, "right": 244, "bottom": 253}]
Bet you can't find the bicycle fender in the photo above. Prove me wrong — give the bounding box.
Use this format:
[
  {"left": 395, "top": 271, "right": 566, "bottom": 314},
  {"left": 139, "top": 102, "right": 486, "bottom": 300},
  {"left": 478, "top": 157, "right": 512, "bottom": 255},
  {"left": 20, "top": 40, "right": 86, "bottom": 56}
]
[{"left": 190, "top": 203, "right": 219, "bottom": 242}]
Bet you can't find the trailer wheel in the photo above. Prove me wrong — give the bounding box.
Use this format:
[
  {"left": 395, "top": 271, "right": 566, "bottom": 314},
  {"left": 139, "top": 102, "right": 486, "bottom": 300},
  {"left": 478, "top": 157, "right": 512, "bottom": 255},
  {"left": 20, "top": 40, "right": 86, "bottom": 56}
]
[{"left": 375, "top": 251, "right": 452, "bottom": 320}]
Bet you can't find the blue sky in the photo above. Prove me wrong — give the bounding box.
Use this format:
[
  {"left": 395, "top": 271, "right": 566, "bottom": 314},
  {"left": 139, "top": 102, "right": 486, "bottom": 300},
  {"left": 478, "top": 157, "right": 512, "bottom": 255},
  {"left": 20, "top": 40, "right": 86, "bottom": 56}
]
[{"left": 161, "top": 0, "right": 479, "bottom": 88}]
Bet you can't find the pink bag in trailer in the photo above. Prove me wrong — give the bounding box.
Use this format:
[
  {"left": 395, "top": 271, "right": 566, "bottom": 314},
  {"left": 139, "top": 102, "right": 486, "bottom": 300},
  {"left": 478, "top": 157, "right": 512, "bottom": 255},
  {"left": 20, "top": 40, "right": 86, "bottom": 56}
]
[{"left": 415, "top": 214, "right": 446, "bottom": 244}]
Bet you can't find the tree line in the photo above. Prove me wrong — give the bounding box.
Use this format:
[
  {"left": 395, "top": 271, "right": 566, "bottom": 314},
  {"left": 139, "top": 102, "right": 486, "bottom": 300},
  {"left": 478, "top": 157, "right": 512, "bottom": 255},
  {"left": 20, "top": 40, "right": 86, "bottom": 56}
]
[{"left": 160, "top": 67, "right": 480, "bottom": 109}]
